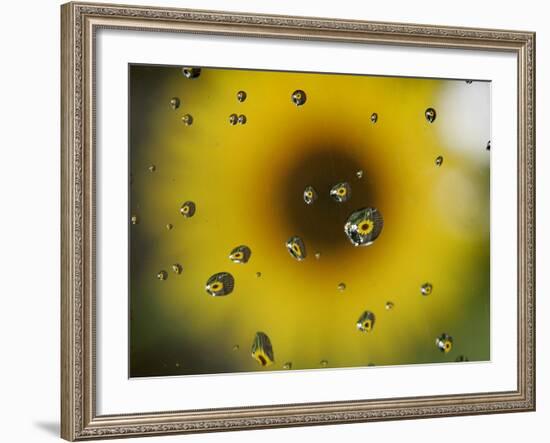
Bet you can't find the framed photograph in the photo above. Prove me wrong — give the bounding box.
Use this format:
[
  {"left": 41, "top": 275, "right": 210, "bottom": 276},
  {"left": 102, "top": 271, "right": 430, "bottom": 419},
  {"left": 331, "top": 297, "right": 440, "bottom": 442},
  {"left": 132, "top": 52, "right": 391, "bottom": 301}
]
[{"left": 61, "top": 1, "right": 536, "bottom": 440}]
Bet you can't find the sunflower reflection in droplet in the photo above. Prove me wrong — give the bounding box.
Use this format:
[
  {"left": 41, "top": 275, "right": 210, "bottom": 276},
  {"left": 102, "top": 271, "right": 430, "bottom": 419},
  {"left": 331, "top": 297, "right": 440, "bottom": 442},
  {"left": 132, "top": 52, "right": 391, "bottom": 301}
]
[
  {"left": 435, "top": 333, "right": 454, "bottom": 353},
  {"left": 205, "top": 272, "right": 235, "bottom": 297},
  {"left": 229, "top": 245, "right": 251, "bottom": 264},
  {"left": 344, "top": 207, "right": 384, "bottom": 247},
  {"left": 129, "top": 64, "right": 490, "bottom": 377},
  {"left": 330, "top": 182, "right": 352, "bottom": 203},
  {"left": 303, "top": 185, "right": 318, "bottom": 205},
  {"left": 286, "top": 236, "right": 307, "bottom": 261},
  {"left": 356, "top": 311, "right": 376, "bottom": 333},
  {"left": 251, "top": 332, "right": 275, "bottom": 367}
]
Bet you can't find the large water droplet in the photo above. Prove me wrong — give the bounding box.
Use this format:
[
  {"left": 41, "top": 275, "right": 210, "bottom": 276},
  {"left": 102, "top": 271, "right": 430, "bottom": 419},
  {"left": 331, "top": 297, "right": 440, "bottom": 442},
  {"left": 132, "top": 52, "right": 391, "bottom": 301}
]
[
  {"left": 157, "top": 270, "right": 168, "bottom": 281},
  {"left": 314, "top": 252, "right": 321, "bottom": 260},
  {"left": 171, "top": 263, "right": 183, "bottom": 274},
  {"left": 425, "top": 107, "right": 437, "bottom": 123},
  {"left": 251, "top": 332, "right": 274, "bottom": 367},
  {"left": 228, "top": 113, "right": 238, "bottom": 125},
  {"left": 181, "top": 67, "right": 201, "bottom": 79},
  {"left": 283, "top": 362, "right": 292, "bottom": 370},
  {"left": 330, "top": 182, "right": 351, "bottom": 203},
  {"left": 286, "top": 236, "right": 307, "bottom": 261},
  {"left": 148, "top": 164, "right": 156, "bottom": 173},
  {"left": 180, "top": 201, "right": 196, "bottom": 218},
  {"left": 303, "top": 185, "right": 318, "bottom": 205},
  {"left": 256, "top": 271, "right": 262, "bottom": 278},
  {"left": 435, "top": 333, "right": 453, "bottom": 353},
  {"left": 344, "top": 207, "right": 384, "bottom": 247},
  {"left": 337, "top": 282, "right": 346, "bottom": 292},
  {"left": 420, "top": 282, "right": 433, "bottom": 296},
  {"left": 131, "top": 215, "right": 138, "bottom": 225},
  {"left": 370, "top": 113, "right": 378, "bottom": 123},
  {"left": 205, "top": 272, "right": 235, "bottom": 296},
  {"left": 356, "top": 311, "right": 375, "bottom": 333},
  {"left": 291, "top": 89, "right": 307, "bottom": 106},
  {"left": 229, "top": 245, "right": 251, "bottom": 264},
  {"left": 385, "top": 301, "right": 394, "bottom": 310},
  {"left": 237, "top": 114, "right": 247, "bottom": 125},
  {"left": 356, "top": 170, "right": 364, "bottom": 179},
  {"left": 169, "top": 97, "right": 180, "bottom": 110},
  {"left": 181, "top": 114, "right": 193, "bottom": 126},
  {"left": 237, "top": 90, "right": 247, "bottom": 102},
  {"left": 166, "top": 223, "right": 173, "bottom": 230},
  {"left": 435, "top": 156, "right": 444, "bottom": 167}
]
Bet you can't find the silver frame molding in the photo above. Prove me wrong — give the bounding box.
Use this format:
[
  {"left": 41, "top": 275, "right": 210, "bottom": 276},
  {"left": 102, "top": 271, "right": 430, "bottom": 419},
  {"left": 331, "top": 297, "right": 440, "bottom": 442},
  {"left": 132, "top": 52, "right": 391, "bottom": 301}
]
[{"left": 61, "top": 2, "right": 536, "bottom": 440}]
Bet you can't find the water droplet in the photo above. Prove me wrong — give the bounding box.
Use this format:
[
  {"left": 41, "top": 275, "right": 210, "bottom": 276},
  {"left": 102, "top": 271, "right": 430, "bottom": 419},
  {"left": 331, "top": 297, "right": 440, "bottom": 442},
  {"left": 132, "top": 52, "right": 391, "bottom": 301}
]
[
  {"left": 370, "top": 113, "right": 378, "bottom": 123},
  {"left": 171, "top": 263, "right": 183, "bottom": 274},
  {"left": 435, "top": 333, "right": 453, "bottom": 353},
  {"left": 303, "top": 185, "right": 318, "bottom": 205},
  {"left": 251, "top": 332, "right": 274, "bottom": 367},
  {"left": 291, "top": 89, "right": 307, "bottom": 106},
  {"left": 157, "top": 270, "right": 168, "bottom": 281},
  {"left": 356, "top": 311, "right": 375, "bottom": 333},
  {"left": 466, "top": 80, "right": 473, "bottom": 84},
  {"left": 232, "top": 344, "right": 240, "bottom": 351},
  {"left": 131, "top": 215, "right": 138, "bottom": 225},
  {"left": 320, "top": 360, "right": 328, "bottom": 367},
  {"left": 337, "top": 282, "right": 346, "bottom": 292},
  {"left": 175, "top": 362, "right": 180, "bottom": 368},
  {"left": 455, "top": 355, "right": 469, "bottom": 362},
  {"left": 181, "top": 67, "right": 201, "bottom": 79},
  {"left": 283, "top": 362, "right": 292, "bottom": 370},
  {"left": 420, "top": 283, "right": 433, "bottom": 296},
  {"left": 286, "top": 236, "right": 307, "bottom": 261},
  {"left": 169, "top": 97, "right": 180, "bottom": 110},
  {"left": 148, "top": 164, "right": 156, "bottom": 173},
  {"left": 256, "top": 271, "right": 262, "bottom": 278},
  {"left": 385, "top": 301, "right": 394, "bottom": 310},
  {"left": 181, "top": 114, "right": 193, "bottom": 126},
  {"left": 166, "top": 223, "right": 173, "bottom": 230},
  {"left": 314, "top": 252, "right": 321, "bottom": 260},
  {"left": 205, "top": 272, "right": 235, "bottom": 296},
  {"left": 356, "top": 170, "right": 364, "bottom": 179},
  {"left": 425, "top": 107, "right": 437, "bottom": 123},
  {"left": 237, "top": 90, "right": 247, "bottom": 102},
  {"left": 237, "top": 114, "right": 247, "bottom": 125},
  {"left": 435, "top": 156, "right": 444, "bottom": 167},
  {"left": 330, "top": 182, "right": 351, "bottom": 203},
  {"left": 229, "top": 245, "right": 251, "bottom": 264},
  {"left": 180, "top": 201, "right": 196, "bottom": 218},
  {"left": 344, "top": 207, "right": 384, "bottom": 247},
  {"left": 486, "top": 140, "right": 491, "bottom": 151},
  {"left": 228, "top": 113, "right": 238, "bottom": 125}
]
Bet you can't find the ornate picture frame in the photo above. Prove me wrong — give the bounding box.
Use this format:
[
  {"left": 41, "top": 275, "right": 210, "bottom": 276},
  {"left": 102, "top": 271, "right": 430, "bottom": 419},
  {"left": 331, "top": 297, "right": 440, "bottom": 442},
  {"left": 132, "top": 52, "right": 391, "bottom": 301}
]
[{"left": 61, "top": 2, "right": 535, "bottom": 440}]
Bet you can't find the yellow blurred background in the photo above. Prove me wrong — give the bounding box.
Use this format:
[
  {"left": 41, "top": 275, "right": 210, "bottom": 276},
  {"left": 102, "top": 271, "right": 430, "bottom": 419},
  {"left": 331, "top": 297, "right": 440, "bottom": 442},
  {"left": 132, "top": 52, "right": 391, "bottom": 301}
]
[{"left": 129, "top": 65, "right": 490, "bottom": 377}]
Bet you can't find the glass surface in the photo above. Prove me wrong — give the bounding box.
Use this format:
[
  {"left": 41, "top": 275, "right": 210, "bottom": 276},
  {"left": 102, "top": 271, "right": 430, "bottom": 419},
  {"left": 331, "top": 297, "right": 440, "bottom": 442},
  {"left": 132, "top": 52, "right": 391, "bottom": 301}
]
[{"left": 129, "top": 64, "right": 490, "bottom": 377}]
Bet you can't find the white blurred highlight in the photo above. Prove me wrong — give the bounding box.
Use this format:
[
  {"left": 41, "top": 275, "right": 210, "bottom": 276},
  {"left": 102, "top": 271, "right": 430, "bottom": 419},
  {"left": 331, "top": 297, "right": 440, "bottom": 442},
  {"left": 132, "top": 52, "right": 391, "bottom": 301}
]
[{"left": 434, "top": 81, "right": 491, "bottom": 166}]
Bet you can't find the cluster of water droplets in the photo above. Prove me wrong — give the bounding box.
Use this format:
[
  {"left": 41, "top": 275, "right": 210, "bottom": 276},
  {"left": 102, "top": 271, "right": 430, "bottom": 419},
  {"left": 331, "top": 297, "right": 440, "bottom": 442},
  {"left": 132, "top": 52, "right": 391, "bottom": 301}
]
[{"left": 132, "top": 75, "right": 480, "bottom": 371}]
